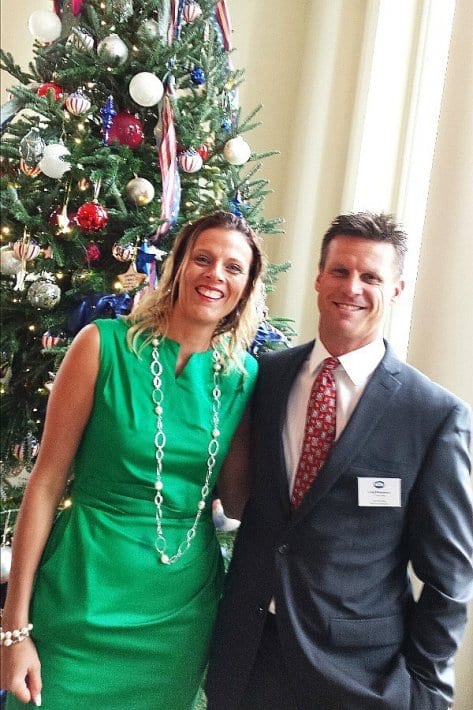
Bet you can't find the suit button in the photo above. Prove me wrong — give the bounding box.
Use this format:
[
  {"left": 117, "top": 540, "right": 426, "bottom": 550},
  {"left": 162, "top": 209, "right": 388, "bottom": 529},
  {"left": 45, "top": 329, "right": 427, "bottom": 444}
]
[
  {"left": 278, "top": 544, "right": 288, "bottom": 555},
  {"left": 257, "top": 605, "right": 265, "bottom": 615}
]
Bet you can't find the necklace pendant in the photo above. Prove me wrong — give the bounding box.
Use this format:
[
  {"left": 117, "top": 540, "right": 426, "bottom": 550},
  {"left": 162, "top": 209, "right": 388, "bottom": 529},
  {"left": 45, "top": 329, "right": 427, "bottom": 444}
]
[{"left": 160, "top": 553, "right": 170, "bottom": 565}]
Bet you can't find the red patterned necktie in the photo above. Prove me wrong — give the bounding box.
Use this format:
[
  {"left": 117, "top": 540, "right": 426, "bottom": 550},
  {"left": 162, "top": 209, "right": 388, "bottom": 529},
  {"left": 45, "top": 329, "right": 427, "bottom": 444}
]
[{"left": 291, "top": 357, "right": 338, "bottom": 508}]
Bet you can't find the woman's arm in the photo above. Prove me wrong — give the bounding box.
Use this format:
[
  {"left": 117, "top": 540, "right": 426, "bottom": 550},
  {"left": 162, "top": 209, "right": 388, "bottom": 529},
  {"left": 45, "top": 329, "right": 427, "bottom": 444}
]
[
  {"left": 0, "top": 323, "right": 100, "bottom": 705},
  {"left": 216, "top": 408, "right": 252, "bottom": 521}
]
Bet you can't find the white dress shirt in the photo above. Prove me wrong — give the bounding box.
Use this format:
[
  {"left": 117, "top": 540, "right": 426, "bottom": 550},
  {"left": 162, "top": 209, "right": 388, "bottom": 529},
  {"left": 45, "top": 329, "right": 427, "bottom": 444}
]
[{"left": 282, "top": 337, "right": 386, "bottom": 495}]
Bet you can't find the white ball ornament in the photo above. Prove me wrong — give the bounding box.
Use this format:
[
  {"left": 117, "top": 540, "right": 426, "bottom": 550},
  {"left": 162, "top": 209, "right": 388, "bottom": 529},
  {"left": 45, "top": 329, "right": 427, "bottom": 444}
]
[
  {"left": 0, "top": 544, "right": 12, "bottom": 584},
  {"left": 0, "top": 248, "right": 22, "bottom": 276},
  {"left": 126, "top": 177, "right": 155, "bottom": 206},
  {"left": 38, "top": 144, "right": 71, "bottom": 179},
  {"left": 28, "top": 10, "right": 62, "bottom": 43},
  {"left": 97, "top": 34, "right": 129, "bottom": 66},
  {"left": 129, "top": 72, "right": 164, "bottom": 107},
  {"left": 223, "top": 136, "right": 252, "bottom": 165}
]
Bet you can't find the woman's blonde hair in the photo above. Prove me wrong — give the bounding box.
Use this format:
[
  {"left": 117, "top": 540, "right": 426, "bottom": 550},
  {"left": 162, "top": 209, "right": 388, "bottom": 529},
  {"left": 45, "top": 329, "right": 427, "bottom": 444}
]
[{"left": 125, "top": 211, "right": 265, "bottom": 369}]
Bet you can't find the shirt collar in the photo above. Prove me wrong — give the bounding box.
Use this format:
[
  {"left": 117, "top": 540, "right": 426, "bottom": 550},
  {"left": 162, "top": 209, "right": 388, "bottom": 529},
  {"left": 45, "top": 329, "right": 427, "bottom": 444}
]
[{"left": 310, "top": 337, "right": 386, "bottom": 386}]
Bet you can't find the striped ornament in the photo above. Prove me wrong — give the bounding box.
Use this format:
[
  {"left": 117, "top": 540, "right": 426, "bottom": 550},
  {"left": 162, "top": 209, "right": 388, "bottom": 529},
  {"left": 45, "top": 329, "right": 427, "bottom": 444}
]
[
  {"left": 112, "top": 243, "right": 134, "bottom": 262},
  {"left": 12, "top": 437, "right": 39, "bottom": 462},
  {"left": 19, "top": 159, "right": 41, "bottom": 177},
  {"left": 13, "top": 239, "right": 40, "bottom": 261},
  {"left": 65, "top": 91, "right": 91, "bottom": 116},
  {"left": 183, "top": 2, "right": 202, "bottom": 23},
  {"left": 41, "top": 331, "right": 64, "bottom": 349},
  {"left": 67, "top": 27, "right": 94, "bottom": 52},
  {"left": 178, "top": 149, "right": 203, "bottom": 173}
]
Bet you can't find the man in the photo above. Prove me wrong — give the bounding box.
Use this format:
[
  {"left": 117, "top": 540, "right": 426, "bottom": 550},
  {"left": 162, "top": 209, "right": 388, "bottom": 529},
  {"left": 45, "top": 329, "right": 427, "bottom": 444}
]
[{"left": 206, "top": 212, "right": 473, "bottom": 710}]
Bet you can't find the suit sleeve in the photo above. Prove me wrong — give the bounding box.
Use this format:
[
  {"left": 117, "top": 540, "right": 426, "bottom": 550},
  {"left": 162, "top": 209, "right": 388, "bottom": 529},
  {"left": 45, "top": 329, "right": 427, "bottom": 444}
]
[{"left": 405, "top": 401, "right": 473, "bottom": 704}]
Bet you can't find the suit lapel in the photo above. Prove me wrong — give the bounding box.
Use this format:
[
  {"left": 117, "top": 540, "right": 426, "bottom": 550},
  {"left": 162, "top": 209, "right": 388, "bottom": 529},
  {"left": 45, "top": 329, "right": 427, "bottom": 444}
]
[{"left": 291, "top": 344, "right": 404, "bottom": 521}]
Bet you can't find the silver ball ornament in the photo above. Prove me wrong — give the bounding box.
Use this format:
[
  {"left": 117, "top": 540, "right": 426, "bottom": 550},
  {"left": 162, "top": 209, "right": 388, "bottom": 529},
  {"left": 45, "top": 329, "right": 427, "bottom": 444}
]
[
  {"left": 27, "top": 280, "right": 61, "bottom": 309},
  {"left": 19, "top": 128, "right": 45, "bottom": 165},
  {"left": 126, "top": 177, "right": 155, "bottom": 206},
  {"left": 141, "top": 19, "right": 160, "bottom": 39},
  {"left": 97, "top": 34, "right": 129, "bottom": 66}
]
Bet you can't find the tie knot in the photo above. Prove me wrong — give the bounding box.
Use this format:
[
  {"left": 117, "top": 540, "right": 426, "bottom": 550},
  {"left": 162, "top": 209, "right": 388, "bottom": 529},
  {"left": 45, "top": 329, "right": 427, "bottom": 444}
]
[{"left": 323, "top": 357, "right": 338, "bottom": 371}]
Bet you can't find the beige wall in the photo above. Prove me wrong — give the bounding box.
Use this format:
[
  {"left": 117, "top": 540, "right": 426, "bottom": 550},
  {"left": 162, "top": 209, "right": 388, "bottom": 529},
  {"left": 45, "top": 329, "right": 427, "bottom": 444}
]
[{"left": 2, "top": 1, "right": 472, "bottom": 706}]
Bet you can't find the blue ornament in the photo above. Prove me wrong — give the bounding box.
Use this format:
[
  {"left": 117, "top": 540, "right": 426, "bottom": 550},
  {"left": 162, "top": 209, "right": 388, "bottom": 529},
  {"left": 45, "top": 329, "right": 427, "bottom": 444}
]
[
  {"left": 221, "top": 116, "right": 232, "bottom": 132},
  {"left": 228, "top": 193, "right": 245, "bottom": 217},
  {"left": 67, "top": 293, "right": 131, "bottom": 336},
  {"left": 100, "top": 95, "right": 117, "bottom": 146},
  {"left": 249, "top": 320, "right": 291, "bottom": 357},
  {"left": 190, "top": 67, "right": 206, "bottom": 85}
]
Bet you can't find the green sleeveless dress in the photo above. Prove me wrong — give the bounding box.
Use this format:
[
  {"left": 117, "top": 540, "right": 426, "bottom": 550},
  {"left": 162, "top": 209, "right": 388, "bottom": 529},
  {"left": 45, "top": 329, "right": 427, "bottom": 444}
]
[{"left": 7, "top": 318, "right": 257, "bottom": 709}]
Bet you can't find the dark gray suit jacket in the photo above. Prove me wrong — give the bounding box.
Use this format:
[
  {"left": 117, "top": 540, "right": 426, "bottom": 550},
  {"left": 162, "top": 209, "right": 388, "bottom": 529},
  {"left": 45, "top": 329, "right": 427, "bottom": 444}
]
[{"left": 206, "top": 342, "right": 473, "bottom": 710}]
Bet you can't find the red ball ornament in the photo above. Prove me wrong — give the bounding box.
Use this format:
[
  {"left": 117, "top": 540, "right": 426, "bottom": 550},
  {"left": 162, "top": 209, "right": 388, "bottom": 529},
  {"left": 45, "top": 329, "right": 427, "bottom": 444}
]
[
  {"left": 196, "top": 144, "right": 209, "bottom": 161},
  {"left": 76, "top": 202, "right": 108, "bottom": 232},
  {"left": 108, "top": 112, "right": 144, "bottom": 149},
  {"left": 85, "top": 242, "right": 101, "bottom": 263},
  {"left": 37, "top": 82, "right": 65, "bottom": 101}
]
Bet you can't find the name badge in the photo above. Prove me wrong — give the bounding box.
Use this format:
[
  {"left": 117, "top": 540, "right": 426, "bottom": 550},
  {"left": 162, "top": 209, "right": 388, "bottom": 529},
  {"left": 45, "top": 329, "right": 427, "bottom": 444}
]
[{"left": 357, "top": 477, "right": 401, "bottom": 507}]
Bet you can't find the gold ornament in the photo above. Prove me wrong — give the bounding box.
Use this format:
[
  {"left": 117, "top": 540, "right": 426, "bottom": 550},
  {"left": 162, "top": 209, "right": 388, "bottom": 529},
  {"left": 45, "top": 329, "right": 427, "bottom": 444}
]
[{"left": 117, "top": 262, "right": 147, "bottom": 290}]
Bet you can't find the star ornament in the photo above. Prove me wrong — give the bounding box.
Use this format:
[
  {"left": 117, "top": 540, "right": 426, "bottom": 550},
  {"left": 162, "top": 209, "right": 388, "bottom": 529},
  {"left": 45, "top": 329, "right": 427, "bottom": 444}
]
[{"left": 117, "top": 262, "right": 147, "bottom": 290}]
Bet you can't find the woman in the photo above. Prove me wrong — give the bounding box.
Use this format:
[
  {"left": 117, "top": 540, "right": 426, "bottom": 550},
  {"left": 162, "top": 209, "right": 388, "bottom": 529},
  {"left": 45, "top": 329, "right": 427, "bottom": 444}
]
[{"left": 1, "top": 211, "right": 264, "bottom": 709}]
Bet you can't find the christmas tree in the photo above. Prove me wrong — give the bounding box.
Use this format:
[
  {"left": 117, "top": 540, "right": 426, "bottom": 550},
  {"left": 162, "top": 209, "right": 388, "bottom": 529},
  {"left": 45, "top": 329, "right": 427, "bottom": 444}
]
[{"left": 0, "top": 0, "right": 294, "bottom": 533}]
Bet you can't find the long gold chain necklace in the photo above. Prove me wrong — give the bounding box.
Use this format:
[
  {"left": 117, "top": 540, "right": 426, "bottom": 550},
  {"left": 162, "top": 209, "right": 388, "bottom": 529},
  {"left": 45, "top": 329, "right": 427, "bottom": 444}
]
[{"left": 150, "top": 336, "right": 222, "bottom": 564}]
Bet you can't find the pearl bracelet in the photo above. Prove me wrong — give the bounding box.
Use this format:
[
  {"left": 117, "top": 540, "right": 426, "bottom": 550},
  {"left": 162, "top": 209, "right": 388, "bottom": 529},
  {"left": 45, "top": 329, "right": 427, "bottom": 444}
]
[{"left": 0, "top": 624, "right": 33, "bottom": 647}]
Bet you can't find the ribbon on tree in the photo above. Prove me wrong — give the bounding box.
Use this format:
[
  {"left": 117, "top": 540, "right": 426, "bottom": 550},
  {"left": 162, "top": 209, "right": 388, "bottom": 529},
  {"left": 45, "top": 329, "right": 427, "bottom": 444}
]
[
  {"left": 166, "top": 0, "right": 184, "bottom": 44},
  {"left": 71, "top": 0, "right": 84, "bottom": 15},
  {"left": 53, "top": 0, "right": 64, "bottom": 17},
  {"left": 152, "top": 79, "right": 181, "bottom": 242},
  {"left": 215, "top": 0, "right": 233, "bottom": 51},
  {"left": 214, "top": 1, "right": 235, "bottom": 77},
  {"left": 54, "top": 0, "right": 84, "bottom": 19}
]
